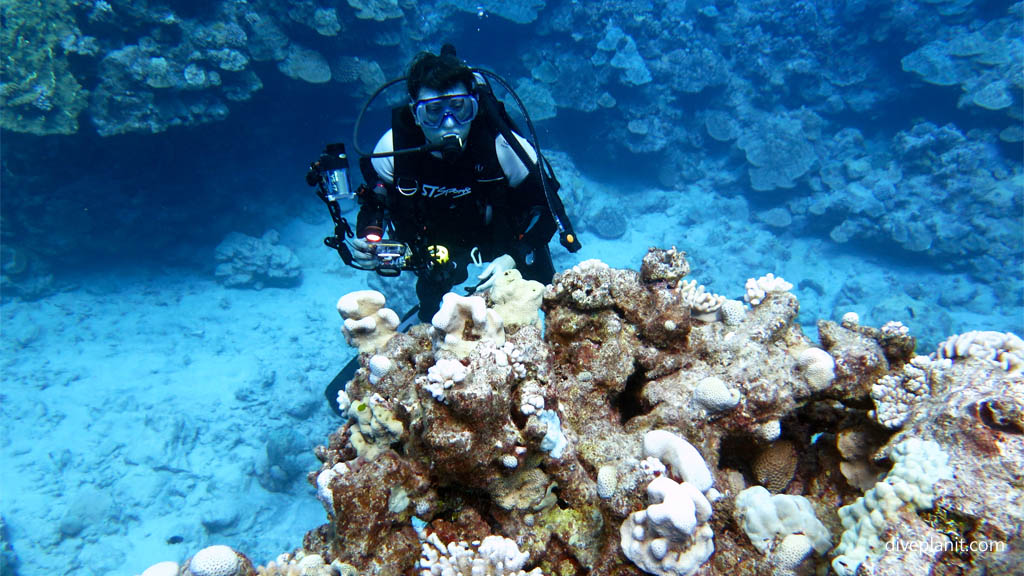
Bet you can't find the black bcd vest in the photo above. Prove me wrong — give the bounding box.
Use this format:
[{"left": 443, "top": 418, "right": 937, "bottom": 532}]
[{"left": 388, "top": 105, "right": 515, "bottom": 258}]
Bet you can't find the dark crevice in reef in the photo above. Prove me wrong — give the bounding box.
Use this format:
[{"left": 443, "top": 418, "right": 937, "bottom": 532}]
[
  {"left": 717, "top": 433, "right": 762, "bottom": 480},
  {"left": 781, "top": 399, "right": 857, "bottom": 441},
  {"left": 614, "top": 364, "right": 650, "bottom": 425}
]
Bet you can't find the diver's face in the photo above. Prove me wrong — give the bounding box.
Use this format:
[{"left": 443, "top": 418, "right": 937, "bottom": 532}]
[{"left": 413, "top": 83, "right": 474, "bottom": 147}]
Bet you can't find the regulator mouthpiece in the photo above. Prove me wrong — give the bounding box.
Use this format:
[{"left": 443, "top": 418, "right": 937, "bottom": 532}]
[{"left": 440, "top": 134, "right": 464, "bottom": 162}]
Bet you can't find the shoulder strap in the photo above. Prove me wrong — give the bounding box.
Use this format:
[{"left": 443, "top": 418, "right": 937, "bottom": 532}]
[{"left": 392, "top": 105, "right": 425, "bottom": 181}]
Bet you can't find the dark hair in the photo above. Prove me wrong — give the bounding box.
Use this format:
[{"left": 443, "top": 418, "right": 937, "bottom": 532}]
[{"left": 406, "top": 50, "right": 475, "bottom": 100}]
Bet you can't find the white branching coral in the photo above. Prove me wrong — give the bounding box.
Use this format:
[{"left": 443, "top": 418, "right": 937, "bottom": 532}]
[
  {"left": 338, "top": 290, "right": 400, "bottom": 353},
  {"left": 871, "top": 331, "right": 1024, "bottom": 429},
  {"left": 677, "top": 279, "right": 727, "bottom": 319},
  {"left": 417, "top": 531, "right": 544, "bottom": 576},
  {"left": 743, "top": 273, "right": 793, "bottom": 306},
  {"left": 259, "top": 552, "right": 339, "bottom": 576},
  {"left": 492, "top": 342, "right": 528, "bottom": 379},
  {"left": 881, "top": 321, "right": 910, "bottom": 336},
  {"left": 639, "top": 456, "right": 667, "bottom": 479},
  {"left": 870, "top": 355, "right": 937, "bottom": 429},
  {"left": 518, "top": 379, "right": 546, "bottom": 416}
]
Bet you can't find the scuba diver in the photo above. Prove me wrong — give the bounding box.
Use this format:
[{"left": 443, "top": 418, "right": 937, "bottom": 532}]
[{"left": 308, "top": 44, "right": 580, "bottom": 413}]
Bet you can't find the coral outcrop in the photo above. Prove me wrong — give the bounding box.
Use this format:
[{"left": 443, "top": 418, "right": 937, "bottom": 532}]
[
  {"left": 138, "top": 248, "right": 1022, "bottom": 576},
  {"left": 0, "top": 0, "right": 88, "bottom": 134},
  {"left": 213, "top": 230, "right": 301, "bottom": 289}
]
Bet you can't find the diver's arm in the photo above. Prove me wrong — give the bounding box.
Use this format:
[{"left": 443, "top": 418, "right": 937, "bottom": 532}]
[
  {"left": 510, "top": 170, "right": 557, "bottom": 256},
  {"left": 493, "top": 133, "right": 555, "bottom": 265},
  {"left": 495, "top": 132, "right": 538, "bottom": 187},
  {"left": 370, "top": 130, "right": 396, "bottom": 185}
]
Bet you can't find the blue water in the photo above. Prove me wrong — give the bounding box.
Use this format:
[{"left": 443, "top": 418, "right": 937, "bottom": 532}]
[{"left": 1, "top": 1, "right": 1021, "bottom": 574}]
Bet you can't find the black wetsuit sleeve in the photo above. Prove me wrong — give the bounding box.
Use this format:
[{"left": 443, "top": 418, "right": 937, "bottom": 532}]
[{"left": 505, "top": 169, "right": 557, "bottom": 266}]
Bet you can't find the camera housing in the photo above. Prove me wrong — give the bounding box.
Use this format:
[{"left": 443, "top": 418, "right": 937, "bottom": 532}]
[
  {"left": 308, "top": 143, "right": 353, "bottom": 201},
  {"left": 370, "top": 241, "right": 409, "bottom": 277}
]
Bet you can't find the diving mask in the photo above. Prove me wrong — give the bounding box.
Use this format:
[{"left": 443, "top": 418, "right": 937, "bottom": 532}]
[{"left": 413, "top": 94, "right": 478, "bottom": 128}]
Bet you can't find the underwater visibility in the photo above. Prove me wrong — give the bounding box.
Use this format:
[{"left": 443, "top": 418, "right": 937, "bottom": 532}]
[{"left": 0, "top": 1, "right": 1021, "bottom": 575}]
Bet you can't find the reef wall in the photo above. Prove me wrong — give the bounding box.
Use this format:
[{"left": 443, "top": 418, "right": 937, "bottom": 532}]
[{"left": 3, "top": 0, "right": 1021, "bottom": 269}]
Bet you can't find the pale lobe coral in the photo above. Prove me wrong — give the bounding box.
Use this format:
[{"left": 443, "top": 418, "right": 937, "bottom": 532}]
[
  {"left": 337, "top": 290, "right": 400, "bottom": 354},
  {"left": 488, "top": 269, "right": 544, "bottom": 328},
  {"left": 832, "top": 438, "right": 953, "bottom": 576},
  {"left": 431, "top": 293, "right": 505, "bottom": 357},
  {"left": 733, "top": 486, "right": 831, "bottom": 555},
  {"left": 620, "top": 433, "right": 718, "bottom": 576}
]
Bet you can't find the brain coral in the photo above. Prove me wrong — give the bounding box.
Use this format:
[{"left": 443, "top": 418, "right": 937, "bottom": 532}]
[
  {"left": 796, "top": 347, "right": 836, "bottom": 392},
  {"left": 185, "top": 545, "right": 242, "bottom": 576},
  {"left": 753, "top": 440, "right": 798, "bottom": 493}
]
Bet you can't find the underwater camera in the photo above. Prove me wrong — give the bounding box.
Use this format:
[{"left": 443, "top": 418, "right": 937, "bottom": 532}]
[
  {"left": 306, "top": 142, "right": 352, "bottom": 201},
  {"left": 367, "top": 240, "right": 410, "bottom": 277}
]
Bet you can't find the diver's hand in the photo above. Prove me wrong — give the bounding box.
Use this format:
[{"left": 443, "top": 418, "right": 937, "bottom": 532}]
[
  {"left": 348, "top": 237, "right": 376, "bottom": 268},
  {"left": 476, "top": 254, "right": 516, "bottom": 292}
]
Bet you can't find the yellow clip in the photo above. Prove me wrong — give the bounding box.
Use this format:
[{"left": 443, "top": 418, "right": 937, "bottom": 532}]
[{"left": 428, "top": 245, "right": 450, "bottom": 264}]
